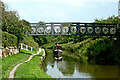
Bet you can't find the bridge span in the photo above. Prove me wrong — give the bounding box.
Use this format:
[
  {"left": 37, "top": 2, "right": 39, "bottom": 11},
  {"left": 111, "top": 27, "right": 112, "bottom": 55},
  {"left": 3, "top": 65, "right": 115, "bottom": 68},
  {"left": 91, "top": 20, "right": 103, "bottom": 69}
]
[{"left": 28, "top": 22, "right": 117, "bottom": 36}]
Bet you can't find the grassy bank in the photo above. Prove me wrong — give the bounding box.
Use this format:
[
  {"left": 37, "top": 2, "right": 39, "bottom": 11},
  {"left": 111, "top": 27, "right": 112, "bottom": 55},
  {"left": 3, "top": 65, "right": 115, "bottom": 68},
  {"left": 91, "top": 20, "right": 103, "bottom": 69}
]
[
  {"left": 2, "top": 53, "right": 30, "bottom": 78},
  {"left": 61, "top": 39, "right": 93, "bottom": 63},
  {"left": 0, "top": 58, "right": 2, "bottom": 80},
  {"left": 14, "top": 55, "right": 52, "bottom": 78},
  {"left": 20, "top": 49, "right": 37, "bottom": 54},
  {"left": 43, "top": 38, "right": 94, "bottom": 63},
  {"left": 2, "top": 49, "right": 46, "bottom": 78}
]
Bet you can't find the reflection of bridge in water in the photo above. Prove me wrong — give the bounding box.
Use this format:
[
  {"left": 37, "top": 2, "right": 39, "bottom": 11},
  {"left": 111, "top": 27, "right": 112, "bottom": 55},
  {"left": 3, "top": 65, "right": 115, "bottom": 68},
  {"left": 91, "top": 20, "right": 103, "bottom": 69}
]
[{"left": 28, "top": 22, "right": 117, "bottom": 36}]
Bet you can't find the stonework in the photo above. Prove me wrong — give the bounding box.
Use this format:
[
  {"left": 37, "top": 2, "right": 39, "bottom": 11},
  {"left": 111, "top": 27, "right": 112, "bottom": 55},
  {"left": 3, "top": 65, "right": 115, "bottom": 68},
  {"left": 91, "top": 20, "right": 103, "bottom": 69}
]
[{"left": 1, "top": 47, "right": 19, "bottom": 58}]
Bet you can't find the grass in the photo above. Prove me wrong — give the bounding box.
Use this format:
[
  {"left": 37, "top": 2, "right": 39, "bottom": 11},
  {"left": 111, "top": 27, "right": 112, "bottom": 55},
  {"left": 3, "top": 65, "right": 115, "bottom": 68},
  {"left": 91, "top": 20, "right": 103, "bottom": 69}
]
[
  {"left": 0, "top": 57, "right": 2, "bottom": 80},
  {"left": 14, "top": 55, "right": 53, "bottom": 79},
  {"left": 43, "top": 38, "right": 92, "bottom": 52},
  {"left": 43, "top": 38, "right": 93, "bottom": 63},
  {"left": 2, "top": 53, "right": 30, "bottom": 78},
  {"left": 20, "top": 49, "right": 37, "bottom": 54},
  {"left": 61, "top": 39, "right": 94, "bottom": 63},
  {"left": 42, "top": 42, "right": 56, "bottom": 49},
  {"left": 2, "top": 49, "right": 51, "bottom": 79},
  {"left": 2, "top": 49, "right": 44, "bottom": 78}
]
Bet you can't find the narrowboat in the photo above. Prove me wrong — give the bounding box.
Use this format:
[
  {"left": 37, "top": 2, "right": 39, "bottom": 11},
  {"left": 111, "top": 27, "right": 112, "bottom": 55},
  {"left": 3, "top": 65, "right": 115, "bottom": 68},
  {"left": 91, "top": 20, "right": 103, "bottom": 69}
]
[{"left": 53, "top": 44, "right": 62, "bottom": 60}]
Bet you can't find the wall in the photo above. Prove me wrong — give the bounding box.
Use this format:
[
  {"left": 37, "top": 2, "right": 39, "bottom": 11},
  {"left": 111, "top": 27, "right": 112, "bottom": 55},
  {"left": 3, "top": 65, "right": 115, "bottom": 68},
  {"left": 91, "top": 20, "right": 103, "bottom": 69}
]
[{"left": 1, "top": 47, "right": 19, "bottom": 58}]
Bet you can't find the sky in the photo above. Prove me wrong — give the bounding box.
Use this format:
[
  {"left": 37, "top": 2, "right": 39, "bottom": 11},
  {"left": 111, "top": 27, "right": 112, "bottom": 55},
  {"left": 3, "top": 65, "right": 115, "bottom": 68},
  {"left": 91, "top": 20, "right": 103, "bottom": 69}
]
[{"left": 2, "top": 0, "right": 118, "bottom": 23}]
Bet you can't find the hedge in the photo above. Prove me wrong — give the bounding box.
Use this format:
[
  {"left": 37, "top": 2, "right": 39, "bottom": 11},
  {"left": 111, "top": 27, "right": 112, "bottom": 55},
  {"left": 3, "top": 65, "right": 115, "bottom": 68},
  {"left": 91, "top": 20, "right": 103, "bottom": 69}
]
[{"left": 2, "top": 31, "right": 17, "bottom": 47}]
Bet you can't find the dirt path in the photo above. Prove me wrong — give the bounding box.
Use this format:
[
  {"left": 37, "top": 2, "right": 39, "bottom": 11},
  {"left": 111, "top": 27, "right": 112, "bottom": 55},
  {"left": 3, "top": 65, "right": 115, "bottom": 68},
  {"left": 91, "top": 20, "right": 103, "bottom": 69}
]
[{"left": 9, "top": 48, "right": 42, "bottom": 79}]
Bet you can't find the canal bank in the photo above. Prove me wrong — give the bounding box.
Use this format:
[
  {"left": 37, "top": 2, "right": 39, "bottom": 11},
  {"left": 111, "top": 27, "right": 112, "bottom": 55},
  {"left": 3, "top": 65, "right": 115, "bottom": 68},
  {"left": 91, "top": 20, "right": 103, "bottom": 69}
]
[
  {"left": 41, "top": 49, "right": 120, "bottom": 79},
  {"left": 14, "top": 49, "right": 53, "bottom": 79},
  {"left": 42, "top": 38, "right": 92, "bottom": 64},
  {"left": 2, "top": 48, "right": 53, "bottom": 79}
]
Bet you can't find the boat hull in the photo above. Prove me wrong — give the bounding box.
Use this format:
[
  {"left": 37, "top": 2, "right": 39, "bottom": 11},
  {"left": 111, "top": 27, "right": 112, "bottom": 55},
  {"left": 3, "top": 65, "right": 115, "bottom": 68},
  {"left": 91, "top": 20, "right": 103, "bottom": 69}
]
[{"left": 53, "top": 49, "right": 62, "bottom": 60}]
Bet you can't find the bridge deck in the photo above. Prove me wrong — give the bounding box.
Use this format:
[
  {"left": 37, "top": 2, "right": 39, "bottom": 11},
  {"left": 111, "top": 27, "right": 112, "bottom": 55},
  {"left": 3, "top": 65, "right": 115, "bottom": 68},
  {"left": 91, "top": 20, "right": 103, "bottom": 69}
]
[{"left": 28, "top": 22, "right": 117, "bottom": 36}]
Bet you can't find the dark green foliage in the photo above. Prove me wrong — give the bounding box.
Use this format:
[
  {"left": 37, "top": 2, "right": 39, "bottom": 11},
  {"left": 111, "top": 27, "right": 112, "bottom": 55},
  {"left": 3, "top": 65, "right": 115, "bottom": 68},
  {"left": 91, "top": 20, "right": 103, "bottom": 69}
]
[
  {"left": 21, "top": 36, "right": 39, "bottom": 51},
  {"left": 94, "top": 15, "right": 118, "bottom": 24},
  {"left": 1, "top": 1, "right": 31, "bottom": 48},
  {"left": 92, "top": 15, "right": 120, "bottom": 65},
  {"left": 1, "top": 1, "right": 39, "bottom": 50},
  {"left": 86, "top": 37, "right": 119, "bottom": 65},
  {"left": 33, "top": 36, "right": 48, "bottom": 46},
  {"left": 2, "top": 31, "right": 17, "bottom": 47},
  {"left": 109, "top": 37, "right": 120, "bottom": 64}
]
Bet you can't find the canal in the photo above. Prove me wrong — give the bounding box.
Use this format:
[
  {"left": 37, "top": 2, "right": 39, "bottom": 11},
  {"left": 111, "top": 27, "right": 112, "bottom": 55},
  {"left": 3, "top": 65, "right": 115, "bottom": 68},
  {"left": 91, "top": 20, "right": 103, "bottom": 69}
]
[{"left": 41, "top": 49, "right": 120, "bottom": 79}]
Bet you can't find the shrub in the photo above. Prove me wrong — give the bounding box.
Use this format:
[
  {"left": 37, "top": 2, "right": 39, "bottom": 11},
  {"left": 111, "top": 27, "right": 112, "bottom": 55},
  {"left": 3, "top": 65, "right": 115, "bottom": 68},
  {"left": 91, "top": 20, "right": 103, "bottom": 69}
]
[
  {"left": 86, "top": 37, "right": 113, "bottom": 64},
  {"left": 2, "top": 31, "right": 17, "bottom": 47},
  {"left": 21, "top": 36, "right": 39, "bottom": 51}
]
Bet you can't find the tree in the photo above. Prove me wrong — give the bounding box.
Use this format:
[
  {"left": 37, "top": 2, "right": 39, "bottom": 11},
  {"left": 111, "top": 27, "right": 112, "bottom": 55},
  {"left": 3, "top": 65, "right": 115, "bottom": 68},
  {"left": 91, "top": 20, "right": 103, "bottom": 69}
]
[{"left": 1, "top": 1, "right": 31, "bottom": 50}]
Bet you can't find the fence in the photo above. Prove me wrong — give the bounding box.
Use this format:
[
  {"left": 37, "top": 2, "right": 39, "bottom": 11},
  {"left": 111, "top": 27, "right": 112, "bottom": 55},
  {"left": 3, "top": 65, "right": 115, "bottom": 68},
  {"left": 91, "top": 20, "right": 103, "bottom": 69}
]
[
  {"left": 21, "top": 43, "right": 33, "bottom": 51},
  {"left": 0, "top": 43, "right": 33, "bottom": 58}
]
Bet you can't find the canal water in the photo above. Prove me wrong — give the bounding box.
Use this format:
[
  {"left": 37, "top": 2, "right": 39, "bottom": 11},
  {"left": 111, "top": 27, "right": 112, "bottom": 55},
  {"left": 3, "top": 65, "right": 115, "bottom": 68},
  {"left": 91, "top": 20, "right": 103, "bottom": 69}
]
[{"left": 41, "top": 49, "right": 120, "bottom": 79}]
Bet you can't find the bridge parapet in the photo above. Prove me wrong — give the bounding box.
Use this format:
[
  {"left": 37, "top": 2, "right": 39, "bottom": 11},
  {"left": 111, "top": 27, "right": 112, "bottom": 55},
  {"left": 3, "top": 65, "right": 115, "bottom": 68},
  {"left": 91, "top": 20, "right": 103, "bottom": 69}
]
[{"left": 28, "top": 22, "right": 117, "bottom": 36}]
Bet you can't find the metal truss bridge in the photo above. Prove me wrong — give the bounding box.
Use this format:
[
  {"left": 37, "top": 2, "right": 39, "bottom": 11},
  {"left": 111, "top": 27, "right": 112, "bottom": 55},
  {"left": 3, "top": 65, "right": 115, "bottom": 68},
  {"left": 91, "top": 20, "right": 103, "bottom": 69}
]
[{"left": 28, "top": 22, "right": 117, "bottom": 36}]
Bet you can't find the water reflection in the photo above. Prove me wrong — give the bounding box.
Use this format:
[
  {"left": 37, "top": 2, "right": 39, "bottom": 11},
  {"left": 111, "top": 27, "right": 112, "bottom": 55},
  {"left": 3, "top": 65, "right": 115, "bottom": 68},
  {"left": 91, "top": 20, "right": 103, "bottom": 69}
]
[{"left": 41, "top": 49, "right": 120, "bottom": 78}]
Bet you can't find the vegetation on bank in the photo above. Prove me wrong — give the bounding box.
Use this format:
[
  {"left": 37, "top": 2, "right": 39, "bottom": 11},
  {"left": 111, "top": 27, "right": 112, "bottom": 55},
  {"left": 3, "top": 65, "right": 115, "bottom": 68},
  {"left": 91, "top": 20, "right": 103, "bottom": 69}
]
[
  {"left": 21, "top": 36, "right": 39, "bottom": 51},
  {"left": 1, "top": 1, "right": 49, "bottom": 79},
  {"left": 2, "top": 53, "right": 30, "bottom": 78},
  {"left": 88, "top": 16, "right": 120, "bottom": 65},
  {"left": 86, "top": 37, "right": 120, "bottom": 65},
  {"left": 0, "top": 57, "right": 2, "bottom": 80},
  {"left": 20, "top": 49, "right": 37, "bottom": 54},
  {"left": 87, "top": 37, "right": 112, "bottom": 64},
  {"left": 41, "top": 16, "right": 120, "bottom": 65},
  {"left": 42, "top": 38, "right": 93, "bottom": 63},
  {"left": 2, "top": 49, "right": 48, "bottom": 78},
  {"left": 15, "top": 56, "right": 52, "bottom": 79},
  {"left": 1, "top": 0, "right": 120, "bottom": 67},
  {"left": 1, "top": 1, "right": 39, "bottom": 51},
  {"left": 2, "top": 31, "right": 17, "bottom": 48},
  {"left": 42, "top": 35, "right": 120, "bottom": 65}
]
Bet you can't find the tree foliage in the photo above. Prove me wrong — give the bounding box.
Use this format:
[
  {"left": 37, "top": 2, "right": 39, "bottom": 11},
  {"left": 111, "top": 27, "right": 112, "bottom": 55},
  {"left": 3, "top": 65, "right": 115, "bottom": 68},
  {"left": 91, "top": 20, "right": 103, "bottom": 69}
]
[
  {"left": 1, "top": 1, "right": 31, "bottom": 47},
  {"left": 86, "top": 16, "right": 120, "bottom": 64},
  {"left": 1, "top": 1, "right": 35, "bottom": 48},
  {"left": 21, "top": 36, "right": 39, "bottom": 51},
  {"left": 2, "top": 31, "right": 17, "bottom": 47}
]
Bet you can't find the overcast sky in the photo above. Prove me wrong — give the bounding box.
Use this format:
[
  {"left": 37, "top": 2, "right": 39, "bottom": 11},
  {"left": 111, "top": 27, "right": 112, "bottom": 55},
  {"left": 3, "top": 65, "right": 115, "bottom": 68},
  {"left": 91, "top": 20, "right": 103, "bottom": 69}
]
[{"left": 3, "top": 0, "right": 118, "bottom": 23}]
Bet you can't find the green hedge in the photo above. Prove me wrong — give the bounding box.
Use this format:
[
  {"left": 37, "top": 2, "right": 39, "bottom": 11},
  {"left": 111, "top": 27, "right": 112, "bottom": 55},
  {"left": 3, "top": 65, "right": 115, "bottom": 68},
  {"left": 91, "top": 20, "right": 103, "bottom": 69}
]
[{"left": 2, "top": 31, "right": 17, "bottom": 47}]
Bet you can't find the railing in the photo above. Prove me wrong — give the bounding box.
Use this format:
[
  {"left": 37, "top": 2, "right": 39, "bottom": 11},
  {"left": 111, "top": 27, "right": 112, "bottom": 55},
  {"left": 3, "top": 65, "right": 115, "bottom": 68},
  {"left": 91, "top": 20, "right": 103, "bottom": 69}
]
[
  {"left": 21, "top": 43, "right": 33, "bottom": 51},
  {"left": 28, "top": 22, "right": 117, "bottom": 36}
]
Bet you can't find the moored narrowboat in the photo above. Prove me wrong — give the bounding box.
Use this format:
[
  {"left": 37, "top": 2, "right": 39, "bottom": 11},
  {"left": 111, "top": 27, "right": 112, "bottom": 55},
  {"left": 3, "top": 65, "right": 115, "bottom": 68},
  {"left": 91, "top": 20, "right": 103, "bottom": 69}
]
[{"left": 53, "top": 44, "right": 62, "bottom": 60}]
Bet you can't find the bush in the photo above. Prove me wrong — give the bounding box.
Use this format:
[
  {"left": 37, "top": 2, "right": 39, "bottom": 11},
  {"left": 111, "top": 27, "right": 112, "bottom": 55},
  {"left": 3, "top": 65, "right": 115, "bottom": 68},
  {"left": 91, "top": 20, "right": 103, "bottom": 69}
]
[
  {"left": 2, "top": 31, "right": 17, "bottom": 47},
  {"left": 21, "top": 36, "right": 39, "bottom": 51},
  {"left": 86, "top": 37, "right": 113, "bottom": 64}
]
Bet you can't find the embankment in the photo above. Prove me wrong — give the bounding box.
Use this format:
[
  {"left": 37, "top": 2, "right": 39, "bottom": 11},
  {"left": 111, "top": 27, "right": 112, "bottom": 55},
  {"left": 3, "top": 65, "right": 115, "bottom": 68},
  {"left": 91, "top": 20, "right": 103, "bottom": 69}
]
[{"left": 42, "top": 38, "right": 94, "bottom": 63}]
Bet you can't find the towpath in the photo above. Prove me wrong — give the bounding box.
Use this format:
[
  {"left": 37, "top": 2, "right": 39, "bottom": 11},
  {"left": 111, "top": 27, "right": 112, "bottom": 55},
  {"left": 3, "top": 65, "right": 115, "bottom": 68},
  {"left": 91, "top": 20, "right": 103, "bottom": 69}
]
[{"left": 9, "top": 48, "right": 45, "bottom": 79}]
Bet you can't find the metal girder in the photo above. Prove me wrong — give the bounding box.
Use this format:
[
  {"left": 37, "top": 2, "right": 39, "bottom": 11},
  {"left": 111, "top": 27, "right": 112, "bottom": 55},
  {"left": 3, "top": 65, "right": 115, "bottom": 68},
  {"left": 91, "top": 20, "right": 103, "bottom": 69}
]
[{"left": 28, "top": 22, "right": 117, "bottom": 36}]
